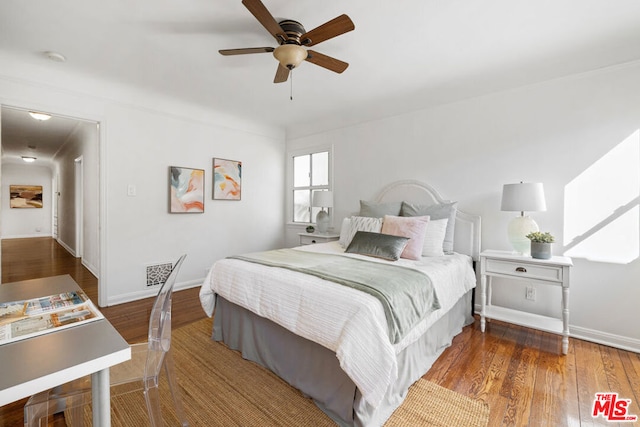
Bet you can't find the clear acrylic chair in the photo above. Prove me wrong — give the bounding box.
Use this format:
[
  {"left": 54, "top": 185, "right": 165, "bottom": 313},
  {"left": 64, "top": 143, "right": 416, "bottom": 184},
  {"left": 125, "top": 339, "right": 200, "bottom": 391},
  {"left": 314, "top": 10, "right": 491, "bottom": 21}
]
[{"left": 24, "top": 254, "right": 189, "bottom": 427}]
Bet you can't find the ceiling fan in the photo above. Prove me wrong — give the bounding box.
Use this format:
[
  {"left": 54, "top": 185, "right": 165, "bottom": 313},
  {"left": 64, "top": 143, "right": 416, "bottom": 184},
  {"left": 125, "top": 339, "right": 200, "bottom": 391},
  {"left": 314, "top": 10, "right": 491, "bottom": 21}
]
[{"left": 219, "top": 0, "right": 355, "bottom": 83}]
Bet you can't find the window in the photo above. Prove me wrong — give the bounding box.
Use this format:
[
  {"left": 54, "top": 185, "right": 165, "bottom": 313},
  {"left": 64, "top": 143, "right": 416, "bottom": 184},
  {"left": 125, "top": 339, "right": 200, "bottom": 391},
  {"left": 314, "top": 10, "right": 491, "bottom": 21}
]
[{"left": 289, "top": 147, "right": 332, "bottom": 224}]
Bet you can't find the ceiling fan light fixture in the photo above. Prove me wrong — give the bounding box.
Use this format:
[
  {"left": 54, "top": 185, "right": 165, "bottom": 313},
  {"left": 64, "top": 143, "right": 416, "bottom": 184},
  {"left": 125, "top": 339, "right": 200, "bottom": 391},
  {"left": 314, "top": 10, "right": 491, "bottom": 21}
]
[
  {"left": 273, "top": 44, "right": 307, "bottom": 70},
  {"left": 29, "top": 111, "right": 52, "bottom": 121}
]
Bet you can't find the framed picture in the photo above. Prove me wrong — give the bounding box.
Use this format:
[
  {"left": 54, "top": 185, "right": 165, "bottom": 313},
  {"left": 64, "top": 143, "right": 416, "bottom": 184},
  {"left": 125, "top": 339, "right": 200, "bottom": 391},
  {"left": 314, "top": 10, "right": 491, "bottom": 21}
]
[
  {"left": 169, "top": 166, "right": 205, "bottom": 213},
  {"left": 10, "top": 185, "right": 43, "bottom": 208},
  {"left": 213, "top": 158, "right": 241, "bottom": 200}
]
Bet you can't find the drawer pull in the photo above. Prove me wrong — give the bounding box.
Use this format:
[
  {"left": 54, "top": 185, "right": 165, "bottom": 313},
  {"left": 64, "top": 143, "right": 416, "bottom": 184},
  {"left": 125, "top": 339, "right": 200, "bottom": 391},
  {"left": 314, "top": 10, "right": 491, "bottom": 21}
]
[
  {"left": 311, "top": 240, "right": 316, "bottom": 244},
  {"left": 515, "top": 267, "right": 527, "bottom": 273}
]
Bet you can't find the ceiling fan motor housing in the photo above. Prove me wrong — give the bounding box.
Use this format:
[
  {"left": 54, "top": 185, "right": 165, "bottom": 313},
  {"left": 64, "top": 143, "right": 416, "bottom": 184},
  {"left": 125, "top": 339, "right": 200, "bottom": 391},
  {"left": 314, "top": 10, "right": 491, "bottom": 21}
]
[{"left": 278, "top": 20, "right": 306, "bottom": 45}]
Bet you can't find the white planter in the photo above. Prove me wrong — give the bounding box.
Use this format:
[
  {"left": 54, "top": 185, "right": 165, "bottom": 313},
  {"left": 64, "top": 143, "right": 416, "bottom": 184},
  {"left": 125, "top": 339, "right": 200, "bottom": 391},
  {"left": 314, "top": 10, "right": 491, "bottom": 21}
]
[{"left": 530, "top": 242, "right": 552, "bottom": 259}]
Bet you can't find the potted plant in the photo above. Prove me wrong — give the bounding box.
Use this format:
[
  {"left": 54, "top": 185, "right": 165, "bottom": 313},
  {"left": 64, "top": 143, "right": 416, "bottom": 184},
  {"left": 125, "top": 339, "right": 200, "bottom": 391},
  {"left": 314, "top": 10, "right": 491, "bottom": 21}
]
[{"left": 526, "top": 231, "right": 554, "bottom": 259}]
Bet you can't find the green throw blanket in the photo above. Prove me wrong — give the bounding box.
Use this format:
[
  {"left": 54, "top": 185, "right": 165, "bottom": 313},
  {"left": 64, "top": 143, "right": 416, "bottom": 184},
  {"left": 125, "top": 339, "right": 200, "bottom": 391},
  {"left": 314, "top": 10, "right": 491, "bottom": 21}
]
[{"left": 229, "top": 249, "right": 441, "bottom": 344}]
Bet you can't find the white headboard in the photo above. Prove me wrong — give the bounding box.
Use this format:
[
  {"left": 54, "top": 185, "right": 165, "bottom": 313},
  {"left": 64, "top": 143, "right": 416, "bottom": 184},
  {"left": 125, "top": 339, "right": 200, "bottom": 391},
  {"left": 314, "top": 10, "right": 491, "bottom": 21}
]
[{"left": 374, "top": 180, "right": 481, "bottom": 261}]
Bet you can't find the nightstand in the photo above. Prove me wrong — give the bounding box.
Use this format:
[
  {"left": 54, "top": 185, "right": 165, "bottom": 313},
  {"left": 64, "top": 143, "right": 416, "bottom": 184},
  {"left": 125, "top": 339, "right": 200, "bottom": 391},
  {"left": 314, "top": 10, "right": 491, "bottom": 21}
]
[
  {"left": 298, "top": 232, "right": 340, "bottom": 246},
  {"left": 479, "top": 250, "right": 573, "bottom": 354}
]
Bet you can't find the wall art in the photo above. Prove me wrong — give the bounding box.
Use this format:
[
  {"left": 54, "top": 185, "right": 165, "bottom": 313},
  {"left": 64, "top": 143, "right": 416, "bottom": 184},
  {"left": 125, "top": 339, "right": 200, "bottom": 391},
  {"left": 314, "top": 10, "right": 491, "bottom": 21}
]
[
  {"left": 169, "top": 166, "right": 205, "bottom": 213},
  {"left": 10, "top": 185, "right": 43, "bottom": 208},
  {"left": 213, "top": 158, "right": 241, "bottom": 200}
]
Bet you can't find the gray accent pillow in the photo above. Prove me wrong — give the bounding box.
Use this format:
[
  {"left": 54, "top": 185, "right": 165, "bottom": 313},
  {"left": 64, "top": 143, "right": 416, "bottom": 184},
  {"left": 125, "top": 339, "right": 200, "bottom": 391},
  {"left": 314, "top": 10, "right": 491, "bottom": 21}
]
[
  {"left": 359, "top": 200, "right": 402, "bottom": 218},
  {"left": 400, "top": 201, "right": 458, "bottom": 254},
  {"left": 345, "top": 231, "right": 410, "bottom": 261}
]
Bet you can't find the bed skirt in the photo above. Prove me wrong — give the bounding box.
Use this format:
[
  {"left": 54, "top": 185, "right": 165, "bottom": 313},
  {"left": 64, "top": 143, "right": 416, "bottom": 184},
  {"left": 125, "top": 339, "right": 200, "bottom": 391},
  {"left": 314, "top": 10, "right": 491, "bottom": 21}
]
[{"left": 212, "top": 291, "right": 474, "bottom": 427}]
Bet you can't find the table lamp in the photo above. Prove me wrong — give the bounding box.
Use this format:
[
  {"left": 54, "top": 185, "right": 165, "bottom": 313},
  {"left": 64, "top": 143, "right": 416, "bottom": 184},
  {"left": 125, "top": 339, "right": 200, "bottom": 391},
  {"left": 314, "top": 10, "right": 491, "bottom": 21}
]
[
  {"left": 312, "top": 190, "right": 333, "bottom": 234},
  {"left": 501, "top": 182, "right": 546, "bottom": 254}
]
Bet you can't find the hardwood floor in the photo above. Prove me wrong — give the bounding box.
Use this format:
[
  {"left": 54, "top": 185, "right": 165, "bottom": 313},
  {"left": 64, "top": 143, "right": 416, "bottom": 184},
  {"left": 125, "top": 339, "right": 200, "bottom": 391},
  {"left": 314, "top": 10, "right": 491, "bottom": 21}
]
[
  {"left": 1, "top": 237, "right": 639, "bottom": 426},
  {"left": 425, "top": 319, "right": 640, "bottom": 426}
]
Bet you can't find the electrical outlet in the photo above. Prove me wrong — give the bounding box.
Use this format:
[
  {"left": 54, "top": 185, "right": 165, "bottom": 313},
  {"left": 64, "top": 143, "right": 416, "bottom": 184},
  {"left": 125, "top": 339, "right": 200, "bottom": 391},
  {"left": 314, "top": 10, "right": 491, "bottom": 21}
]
[{"left": 526, "top": 286, "right": 536, "bottom": 301}]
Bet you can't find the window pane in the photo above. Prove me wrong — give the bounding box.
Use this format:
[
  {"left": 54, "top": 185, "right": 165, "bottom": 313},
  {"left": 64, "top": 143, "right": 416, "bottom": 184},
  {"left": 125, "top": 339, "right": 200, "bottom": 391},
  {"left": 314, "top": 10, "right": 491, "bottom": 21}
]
[
  {"left": 293, "top": 190, "right": 310, "bottom": 222},
  {"left": 294, "top": 155, "right": 310, "bottom": 187},
  {"left": 311, "top": 152, "right": 328, "bottom": 186}
]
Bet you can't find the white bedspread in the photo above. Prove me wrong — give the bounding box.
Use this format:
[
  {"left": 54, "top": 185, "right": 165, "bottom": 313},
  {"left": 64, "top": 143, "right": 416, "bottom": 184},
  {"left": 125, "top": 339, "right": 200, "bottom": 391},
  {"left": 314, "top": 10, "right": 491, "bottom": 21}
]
[{"left": 199, "top": 242, "right": 476, "bottom": 407}]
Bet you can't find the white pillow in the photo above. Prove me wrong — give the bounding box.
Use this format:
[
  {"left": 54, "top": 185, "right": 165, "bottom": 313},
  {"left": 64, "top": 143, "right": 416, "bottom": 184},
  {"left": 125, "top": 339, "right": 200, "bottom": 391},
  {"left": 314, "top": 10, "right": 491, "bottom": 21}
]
[
  {"left": 422, "top": 218, "right": 449, "bottom": 257},
  {"left": 341, "top": 216, "right": 383, "bottom": 247}
]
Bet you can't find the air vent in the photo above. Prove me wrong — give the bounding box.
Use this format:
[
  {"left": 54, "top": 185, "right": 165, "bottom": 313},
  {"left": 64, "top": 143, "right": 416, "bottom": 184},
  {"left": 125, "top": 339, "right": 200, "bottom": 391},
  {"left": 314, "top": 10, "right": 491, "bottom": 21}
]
[{"left": 146, "top": 262, "right": 173, "bottom": 286}]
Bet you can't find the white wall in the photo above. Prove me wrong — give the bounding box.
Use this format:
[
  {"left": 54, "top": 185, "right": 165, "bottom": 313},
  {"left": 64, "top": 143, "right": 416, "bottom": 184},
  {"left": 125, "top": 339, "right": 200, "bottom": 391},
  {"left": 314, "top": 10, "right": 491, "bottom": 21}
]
[
  {"left": 1, "top": 163, "right": 52, "bottom": 238},
  {"left": 103, "top": 103, "right": 285, "bottom": 305},
  {"left": 53, "top": 120, "right": 100, "bottom": 276},
  {"left": 1, "top": 53, "right": 286, "bottom": 307},
  {"left": 287, "top": 62, "right": 640, "bottom": 352}
]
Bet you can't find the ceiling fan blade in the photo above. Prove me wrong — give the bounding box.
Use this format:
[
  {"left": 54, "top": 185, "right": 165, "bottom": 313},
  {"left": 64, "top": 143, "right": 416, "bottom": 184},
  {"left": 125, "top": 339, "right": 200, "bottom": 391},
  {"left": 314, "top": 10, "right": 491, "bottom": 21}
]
[
  {"left": 305, "top": 50, "right": 349, "bottom": 73},
  {"left": 300, "top": 14, "right": 355, "bottom": 47},
  {"left": 274, "top": 64, "right": 290, "bottom": 83},
  {"left": 219, "top": 47, "right": 274, "bottom": 55},
  {"left": 241, "top": 0, "right": 287, "bottom": 42}
]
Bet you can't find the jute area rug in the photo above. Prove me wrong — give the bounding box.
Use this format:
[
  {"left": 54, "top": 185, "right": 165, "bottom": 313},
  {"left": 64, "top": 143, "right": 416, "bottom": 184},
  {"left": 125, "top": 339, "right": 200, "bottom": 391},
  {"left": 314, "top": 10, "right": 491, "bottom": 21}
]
[{"left": 69, "top": 317, "right": 489, "bottom": 426}]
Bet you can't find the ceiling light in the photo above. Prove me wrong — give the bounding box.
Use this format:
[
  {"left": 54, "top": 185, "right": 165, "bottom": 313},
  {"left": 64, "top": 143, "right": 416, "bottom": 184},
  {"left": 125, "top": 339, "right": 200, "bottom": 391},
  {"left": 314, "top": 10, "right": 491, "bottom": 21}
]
[
  {"left": 22, "top": 156, "right": 37, "bottom": 163},
  {"left": 273, "top": 44, "right": 307, "bottom": 70},
  {"left": 29, "top": 111, "right": 52, "bottom": 121}
]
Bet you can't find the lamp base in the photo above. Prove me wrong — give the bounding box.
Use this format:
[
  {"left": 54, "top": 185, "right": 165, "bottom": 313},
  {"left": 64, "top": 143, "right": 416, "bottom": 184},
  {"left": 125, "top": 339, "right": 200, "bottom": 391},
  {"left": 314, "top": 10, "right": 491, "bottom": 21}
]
[
  {"left": 507, "top": 215, "right": 539, "bottom": 255},
  {"left": 316, "top": 210, "right": 330, "bottom": 234}
]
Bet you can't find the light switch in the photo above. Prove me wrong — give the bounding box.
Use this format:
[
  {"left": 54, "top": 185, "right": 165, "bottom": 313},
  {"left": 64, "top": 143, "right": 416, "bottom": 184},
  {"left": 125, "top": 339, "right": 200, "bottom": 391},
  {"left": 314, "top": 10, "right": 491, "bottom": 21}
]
[{"left": 127, "top": 184, "right": 137, "bottom": 196}]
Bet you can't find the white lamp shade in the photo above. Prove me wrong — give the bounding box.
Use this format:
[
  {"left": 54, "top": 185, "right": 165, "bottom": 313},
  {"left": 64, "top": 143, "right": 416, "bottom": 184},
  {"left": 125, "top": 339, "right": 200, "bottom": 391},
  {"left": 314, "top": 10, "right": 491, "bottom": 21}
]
[
  {"left": 501, "top": 182, "right": 546, "bottom": 212},
  {"left": 312, "top": 191, "right": 334, "bottom": 208}
]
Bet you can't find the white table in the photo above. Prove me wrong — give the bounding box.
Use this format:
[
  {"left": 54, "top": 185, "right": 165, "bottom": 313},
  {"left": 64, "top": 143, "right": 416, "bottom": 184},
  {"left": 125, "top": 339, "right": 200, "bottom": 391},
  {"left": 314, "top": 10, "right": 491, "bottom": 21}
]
[
  {"left": 479, "top": 250, "right": 573, "bottom": 354},
  {"left": 0, "top": 275, "right": 131, "bottom": 426}
]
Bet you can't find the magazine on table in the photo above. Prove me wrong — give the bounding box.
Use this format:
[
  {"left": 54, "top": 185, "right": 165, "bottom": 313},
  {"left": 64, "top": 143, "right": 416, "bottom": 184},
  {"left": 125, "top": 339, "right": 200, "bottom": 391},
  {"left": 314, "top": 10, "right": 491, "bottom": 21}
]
[{"left": 0, "top": 290, "right": 104, "bottom": 345}]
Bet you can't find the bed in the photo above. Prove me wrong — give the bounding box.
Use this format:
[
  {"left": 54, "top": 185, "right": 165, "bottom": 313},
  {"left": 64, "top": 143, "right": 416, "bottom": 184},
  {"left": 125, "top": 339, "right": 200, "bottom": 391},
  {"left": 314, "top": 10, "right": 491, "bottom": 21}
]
[{"left": 199, "top": 180, "right": 481, "bottom": 427}]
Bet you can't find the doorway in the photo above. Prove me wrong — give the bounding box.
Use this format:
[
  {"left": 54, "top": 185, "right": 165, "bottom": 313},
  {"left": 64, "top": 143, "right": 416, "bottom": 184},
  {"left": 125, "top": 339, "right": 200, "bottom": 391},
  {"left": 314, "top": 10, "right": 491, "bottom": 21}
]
[{"left": 0, "top": 105, "right": 100, "bottom": 298}]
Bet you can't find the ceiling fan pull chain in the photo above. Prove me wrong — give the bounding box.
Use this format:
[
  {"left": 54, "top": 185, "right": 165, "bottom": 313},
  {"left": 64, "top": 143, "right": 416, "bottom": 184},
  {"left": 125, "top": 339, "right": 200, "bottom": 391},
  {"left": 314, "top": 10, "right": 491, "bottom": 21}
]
[{"left": 290, "top": 71, "right": 294, "bottom": 100}]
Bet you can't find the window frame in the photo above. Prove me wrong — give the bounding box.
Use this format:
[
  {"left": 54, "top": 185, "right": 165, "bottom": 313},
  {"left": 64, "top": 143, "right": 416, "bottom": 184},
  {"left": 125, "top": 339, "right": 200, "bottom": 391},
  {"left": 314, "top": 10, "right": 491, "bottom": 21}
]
[{"left": 286, "top": 144, "right": 334, "bottom": 225}]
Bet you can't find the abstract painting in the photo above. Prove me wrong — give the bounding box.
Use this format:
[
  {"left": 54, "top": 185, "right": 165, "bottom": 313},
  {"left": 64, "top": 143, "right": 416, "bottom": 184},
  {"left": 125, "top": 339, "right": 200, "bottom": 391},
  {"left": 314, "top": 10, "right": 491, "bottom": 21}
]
[
  {"left": 169, "top": 166, "right": 205, "bottom": 213},
  {"left": 10, "top": 185, "right": 43, "bottom": 208},
  {"left": 213, "top": 158, "right": 241, "bottom": 200}
]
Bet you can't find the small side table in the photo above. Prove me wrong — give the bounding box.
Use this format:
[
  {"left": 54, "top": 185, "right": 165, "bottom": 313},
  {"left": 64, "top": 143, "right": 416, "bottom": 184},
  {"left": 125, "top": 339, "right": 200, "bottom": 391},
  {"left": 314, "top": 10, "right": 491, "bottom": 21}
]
[
  {"left": 479, "top": 250, "right": 573, "bottom": 354},
  {"left": 298, "top": 232, "right": 340, "bottom": 246}
]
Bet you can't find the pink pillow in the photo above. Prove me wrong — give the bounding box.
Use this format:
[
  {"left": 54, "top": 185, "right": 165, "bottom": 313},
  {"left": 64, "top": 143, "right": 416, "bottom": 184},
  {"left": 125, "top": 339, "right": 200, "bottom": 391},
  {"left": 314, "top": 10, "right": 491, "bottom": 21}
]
[{"left": 381, "top": 215, "right": 430, "bottom": 260}]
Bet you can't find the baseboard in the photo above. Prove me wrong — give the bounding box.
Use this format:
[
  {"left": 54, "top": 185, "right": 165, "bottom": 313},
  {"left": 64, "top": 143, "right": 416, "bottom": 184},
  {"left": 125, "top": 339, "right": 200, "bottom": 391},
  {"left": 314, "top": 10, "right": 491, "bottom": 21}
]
[
  {"left": 1, "top": 233, "right": 53, "bottom": 239},
  {"left": 56, "top": 238, "right": 76, "bottom": 257},
  {"left": 81, "top": 259, "right": 99, "bottom": 279},
  {"left": 474, "top": 303, "right": 640, "bottom": 354},
  {"left": 105, "top": 278, "right": 202, "bottom": 307},
  {"left": 570, "top": 326, "right": 640, "bottom": 354}
]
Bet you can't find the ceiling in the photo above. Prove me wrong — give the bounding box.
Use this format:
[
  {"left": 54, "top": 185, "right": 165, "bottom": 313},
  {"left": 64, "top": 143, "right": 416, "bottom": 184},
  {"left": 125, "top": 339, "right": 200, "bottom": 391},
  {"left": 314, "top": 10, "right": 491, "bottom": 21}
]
[
  {"left": 2, "top": 0, "right": 640, "bottom": 154},
  {"left": 1, "top": 107, "right": 85, "bottom": 166}
]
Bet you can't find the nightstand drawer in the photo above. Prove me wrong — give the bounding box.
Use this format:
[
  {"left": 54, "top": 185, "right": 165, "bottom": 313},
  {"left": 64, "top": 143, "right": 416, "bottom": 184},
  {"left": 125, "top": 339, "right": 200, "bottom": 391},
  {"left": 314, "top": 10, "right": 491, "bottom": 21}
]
[
  {"left": 300, "top": 235, "right": 320, "bottom": 245},
  {"left": 485, "top": 258, "right": 562, "bottom": 282},
  {"left": 298, "top": 233, "right": 340, "bottom": 245}
]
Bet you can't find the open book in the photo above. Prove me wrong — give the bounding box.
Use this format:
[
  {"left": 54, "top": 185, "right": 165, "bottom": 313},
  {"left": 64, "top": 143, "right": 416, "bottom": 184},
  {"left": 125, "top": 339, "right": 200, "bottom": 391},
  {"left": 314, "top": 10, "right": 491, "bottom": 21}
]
[{"left": 0, "top": 290, "right": 104, "bottom": 345}]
